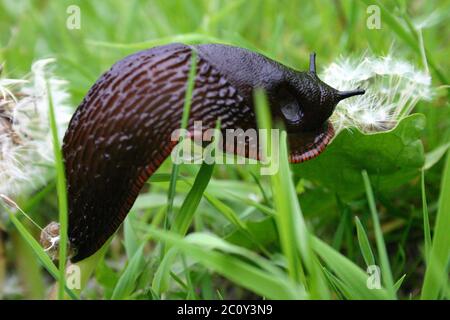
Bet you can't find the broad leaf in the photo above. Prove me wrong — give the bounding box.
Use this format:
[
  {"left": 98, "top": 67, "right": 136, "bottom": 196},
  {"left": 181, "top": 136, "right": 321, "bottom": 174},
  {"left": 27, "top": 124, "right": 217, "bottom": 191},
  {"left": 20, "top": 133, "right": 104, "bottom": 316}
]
[{"left": 296, "top": 114, "right": 425, "bottom": 201}]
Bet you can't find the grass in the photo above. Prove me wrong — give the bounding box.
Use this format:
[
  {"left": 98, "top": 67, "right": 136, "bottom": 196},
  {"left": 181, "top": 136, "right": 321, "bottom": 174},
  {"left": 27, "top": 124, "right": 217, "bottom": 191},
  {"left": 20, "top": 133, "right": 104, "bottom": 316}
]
[
  {"left": 421, "top": 152, "right": 450, "bottom": 299},
  {"left": 47, "top": 80, "right": 69, "bottom": 300},
  {"left": 0, "top": 0, "right": 449, "bottom": 300}
]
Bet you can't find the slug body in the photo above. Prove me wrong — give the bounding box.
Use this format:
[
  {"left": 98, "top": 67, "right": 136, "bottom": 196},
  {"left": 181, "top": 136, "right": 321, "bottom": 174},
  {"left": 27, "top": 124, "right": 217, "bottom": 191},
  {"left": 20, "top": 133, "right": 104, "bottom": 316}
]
[{"left": 63, "top": 43, "right": 364, "bottom": 261}]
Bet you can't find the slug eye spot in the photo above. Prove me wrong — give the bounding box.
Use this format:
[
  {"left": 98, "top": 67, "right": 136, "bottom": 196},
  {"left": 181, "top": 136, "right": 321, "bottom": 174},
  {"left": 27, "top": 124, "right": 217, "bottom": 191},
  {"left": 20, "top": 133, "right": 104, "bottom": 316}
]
[
  {"left": 281, "top": 101, "right": 303, "bottom": 125},
  {"left": 278, "top": 87, "right": 303, "bottom": 125}
]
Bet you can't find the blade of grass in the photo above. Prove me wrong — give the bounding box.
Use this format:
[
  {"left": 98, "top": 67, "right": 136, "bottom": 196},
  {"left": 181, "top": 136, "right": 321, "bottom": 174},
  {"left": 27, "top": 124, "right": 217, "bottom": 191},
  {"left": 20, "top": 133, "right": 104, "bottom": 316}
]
[
  {"left": 147, "top": 174, "right": 251, "bottom": 231},
  {"left": 422, "top": 151, "right": 450, "bottom": 299},
  {"left": 146, "top": 227, "right": 306, "bottom": 299},
  {"left": 254, "top": 90, "right": 330, "bottom": 298},
  {"left": 152, "top": 247, "right": 179, "bottom": 294},
  {"left": 155, "top": 122, "right": 219, "bottom": 292},
  {"left": 171, "top": 161, "right": 214, "bottom": 235},
  {"left": 312, "top": 236, "right": 390, "bottom": 299},
  {"left": 111, "top": 244, "right": 145, "bottom": 300},
  {"left": 170, "top": 120, "right": 220, "bottom": 236},
  {"left": 153, "top": 161, "right": 214, "bottom": 293},
  {"left": 322, "top": 267, "right": 352, "bottom": 300},
  {"left": 421, "top": 170, "right": 432, "bottom": 263},
  {"left": 165, "top": 50, "right": 197, "bottom": 227},
  {"left": 47, "top": 80, "right": 69, "bottom": 300},
  {"left": 254, "top": 89, "right": 312, "bottom": 286},
  {"left": 394, "top": 274, "right": 407, "bottom": 293},
  {"left": 3, "top": 207, "right": 78, "bottom": 299},
  {"left": 124, "top": 215, "right": 140, "bottom": 259},
  {"left": 355, "top": 216, "right": 376, "bottom": 267},
  {"left": 362, "top": 170, "right": 396, "bottom": 299}
]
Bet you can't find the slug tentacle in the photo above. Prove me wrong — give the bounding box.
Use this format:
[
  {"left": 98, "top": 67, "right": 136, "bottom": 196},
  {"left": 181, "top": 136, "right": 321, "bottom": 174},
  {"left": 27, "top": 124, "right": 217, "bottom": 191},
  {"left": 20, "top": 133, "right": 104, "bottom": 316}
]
[{"left": 64, "top": 43, "right": 364, "bottom": 261}]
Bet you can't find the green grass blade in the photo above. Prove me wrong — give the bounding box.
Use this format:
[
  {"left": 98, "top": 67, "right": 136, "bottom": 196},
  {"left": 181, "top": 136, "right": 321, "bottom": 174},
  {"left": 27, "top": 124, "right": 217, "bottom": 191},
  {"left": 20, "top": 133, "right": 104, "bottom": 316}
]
[
  {"left": 202, "top": 192, "right": 249, "bottom": 230},
  {"left": 253, "top": 89, "right": 329, "bottom": 297},
  {"left": 355, "top": 216, "right": 376, "bottom": 267},
  {"left": 152, "top": 247, "right": 179, "bottom": 294},
  {"left": 156, "top": 121, "right": 218, "bottom": 291},
  {"left": 312, "top": 236, "right": 390, "bottom": 299},
  {"left": 148, "top": 174, "right": 250, "bottom": 231},
  {"left": 421, "top": 170, "right": 432, "bottom": 263},
  {"left": 4, "top": 208, "right": 78, "bottom": 299},
  {"left": 254, "top": 89, "right": 304, "bottom": 284},
  {"left": 124, "top": 215, "right": 140, "bottom": 259},
  {"left": 421, "top": 151, "right": 450, "bottom": 299},
  {"left": 362, "top": 170, "right": 396, "bottom": 299},
  {"left": 394, "top": 274, "right": 407, "bottom": 293},
  {"left": 146, "top": 227, "right": 306, "bottom": 299},
  {"left": 171, "top": 161, "right": 214, "bottom": 235},
  {"left": 154, "top": 161, "right": 214, "bottom": 293},
  {"left": 111, "top": 244, "right": 145, "bottom": 300},
  {"left": 322, "top": 267, "right": 352, "bottom": 299},
  {"left": 166, "top": 50, "right": 198, "bottom": 224},
  {"left": 171, "top": 116, "right": 218, "bottom": 236},
  {"left": 47, "top": 80, "right": 69, "bottom": 300}
]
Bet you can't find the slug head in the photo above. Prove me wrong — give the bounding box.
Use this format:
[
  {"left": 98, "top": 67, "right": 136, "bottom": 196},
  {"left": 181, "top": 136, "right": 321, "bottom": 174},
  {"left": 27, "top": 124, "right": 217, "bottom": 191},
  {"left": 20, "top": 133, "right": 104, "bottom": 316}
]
[{"left": 272, "top": 53, "right": 365, "bottom": 162}]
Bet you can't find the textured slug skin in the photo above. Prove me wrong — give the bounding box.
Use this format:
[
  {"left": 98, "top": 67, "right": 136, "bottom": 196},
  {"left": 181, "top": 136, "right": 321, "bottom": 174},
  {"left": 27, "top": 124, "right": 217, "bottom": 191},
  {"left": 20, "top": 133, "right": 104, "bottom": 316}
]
[{"left": 63, "top": 43, "right": 337, "bottom": 262}]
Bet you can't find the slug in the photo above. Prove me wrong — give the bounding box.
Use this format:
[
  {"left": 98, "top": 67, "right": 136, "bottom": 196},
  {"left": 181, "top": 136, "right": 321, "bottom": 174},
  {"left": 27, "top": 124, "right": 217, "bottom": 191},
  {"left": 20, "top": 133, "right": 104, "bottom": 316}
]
[{"left": 63, "top": 43, "right": 364, "bottom": 262}]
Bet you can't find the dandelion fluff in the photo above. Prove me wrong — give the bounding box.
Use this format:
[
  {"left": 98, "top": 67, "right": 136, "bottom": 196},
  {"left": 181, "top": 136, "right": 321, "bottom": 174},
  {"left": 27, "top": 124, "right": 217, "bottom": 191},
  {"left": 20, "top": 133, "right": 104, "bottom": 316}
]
[
  {"left": 321, "top": 54, "right": 432, "bottom": 133},
  {"left": 0, "top": 59, "right": 72, "bottom": 198}
]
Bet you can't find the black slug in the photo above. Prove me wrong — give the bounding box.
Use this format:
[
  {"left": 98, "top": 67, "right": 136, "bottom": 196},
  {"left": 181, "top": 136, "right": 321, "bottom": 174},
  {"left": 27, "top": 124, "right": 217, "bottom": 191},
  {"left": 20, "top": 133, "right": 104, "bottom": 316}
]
[{"left": 63, "top": 43, "right": 364, "bottom": 261}]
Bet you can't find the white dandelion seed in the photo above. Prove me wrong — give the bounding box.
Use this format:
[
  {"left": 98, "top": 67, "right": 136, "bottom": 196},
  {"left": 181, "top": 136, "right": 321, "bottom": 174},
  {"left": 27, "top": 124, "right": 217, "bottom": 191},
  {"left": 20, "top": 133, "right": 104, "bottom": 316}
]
[
  {"left": 0, "top": 59, "right": 72, "bottom": 200},
  {"left": 321, "top": 54, "right": 433, "bottom": 134}
]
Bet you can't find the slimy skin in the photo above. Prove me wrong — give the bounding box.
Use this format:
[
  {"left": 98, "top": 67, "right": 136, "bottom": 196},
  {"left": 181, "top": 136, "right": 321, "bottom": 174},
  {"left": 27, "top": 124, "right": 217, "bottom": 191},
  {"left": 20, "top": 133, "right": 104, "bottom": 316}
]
[{"left": 63, "top": 43, "right": 364, "bottom": 261}]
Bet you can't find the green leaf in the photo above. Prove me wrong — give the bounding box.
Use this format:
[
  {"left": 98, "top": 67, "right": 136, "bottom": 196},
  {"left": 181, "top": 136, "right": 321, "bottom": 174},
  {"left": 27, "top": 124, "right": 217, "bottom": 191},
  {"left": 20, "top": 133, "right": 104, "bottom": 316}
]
[{"left": 296, "top": 114, "right": 425, "bottom": 201}]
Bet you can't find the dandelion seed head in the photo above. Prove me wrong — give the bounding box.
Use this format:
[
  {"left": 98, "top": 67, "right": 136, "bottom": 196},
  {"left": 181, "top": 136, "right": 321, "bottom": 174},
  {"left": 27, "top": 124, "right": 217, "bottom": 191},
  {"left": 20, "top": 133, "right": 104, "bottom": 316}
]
[
  {"left": 322, "top": 53, "right": 433, "bottom": 133},
  {"left": 0, "top": 59, "right": 72, "bottom": 199}
]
